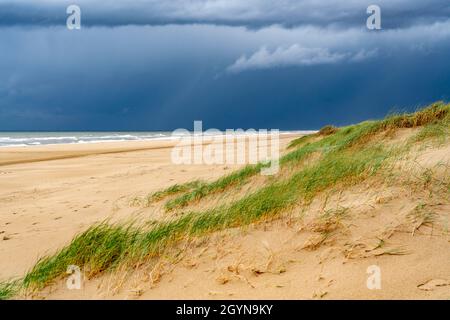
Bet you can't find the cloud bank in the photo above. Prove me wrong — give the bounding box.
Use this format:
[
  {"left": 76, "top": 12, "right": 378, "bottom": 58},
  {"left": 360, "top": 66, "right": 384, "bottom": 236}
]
[
  {"left": 0, "top": 0, "right": 449, "bottom": 28},
  {"left": 227, "top": 45, "right": 377, "bottom": 73},
  {"left": 225, "top": 18, "right": 450, "bottom": 73}
]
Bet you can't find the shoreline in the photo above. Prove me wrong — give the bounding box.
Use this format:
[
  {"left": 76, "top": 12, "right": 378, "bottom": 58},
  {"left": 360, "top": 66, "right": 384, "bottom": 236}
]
[
  {"left": 0, "top": 131, "right": 315, "bottom": 149},
  {"left": 0, "top": 132, "right": 305, "bottom": 167}
]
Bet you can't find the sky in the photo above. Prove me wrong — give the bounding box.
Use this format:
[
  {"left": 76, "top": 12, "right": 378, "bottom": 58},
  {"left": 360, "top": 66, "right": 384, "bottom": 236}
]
[{"left": 0, "top": 0, "right": 449, "bottom": 131}]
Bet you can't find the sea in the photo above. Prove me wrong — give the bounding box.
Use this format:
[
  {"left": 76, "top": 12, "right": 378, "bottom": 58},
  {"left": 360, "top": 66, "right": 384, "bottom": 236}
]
[{"left": 0, "top": 131, "right": 315, "bottom": 147}]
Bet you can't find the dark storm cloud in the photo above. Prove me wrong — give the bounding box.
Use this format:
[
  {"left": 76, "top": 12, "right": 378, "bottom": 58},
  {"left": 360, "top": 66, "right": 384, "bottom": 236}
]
[
  {"left": 1, "top": 20, "right": 449, "bottom": 131},
  {"left": 0, "top": 0, "right": 449, "bottom": 29},
  {"left": 0, "top": 1, "right": 449, "bottom": 131},
  {"left": 226, "top": 20, "right": 450, "bottom": 72}
]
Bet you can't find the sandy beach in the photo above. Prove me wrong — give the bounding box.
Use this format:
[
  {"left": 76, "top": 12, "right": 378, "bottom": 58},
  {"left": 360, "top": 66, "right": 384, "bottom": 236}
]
[{"left": 0, "top": 135, "right": 296, "bottom": 281}]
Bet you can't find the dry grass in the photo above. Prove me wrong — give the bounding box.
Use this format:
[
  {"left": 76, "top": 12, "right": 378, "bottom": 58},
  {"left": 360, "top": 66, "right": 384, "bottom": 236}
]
[
  {"left": 407, "top": 203, "right": 437, "bottom": 236},
  {"left": 318, "top": 125, "right": 339, "bottom": 136}
]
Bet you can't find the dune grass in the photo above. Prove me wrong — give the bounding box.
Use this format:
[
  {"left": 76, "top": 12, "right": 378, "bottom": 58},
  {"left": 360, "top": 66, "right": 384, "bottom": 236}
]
[
  {"left": 1, "top": 102, "right": 448, "bottom": 299},
  {"left": 288, "top": 124, "right": 337, "bottom": 149},
  {"left": 163, "top": 123, "right": 373, "bottom": 210},
  {"left": 318, "top": 125, "right": 339, "bottom": 136},
  {"left": 413, "top": 110, "right": 450, "bottom": 144},
  {"left": 0, "top": 280, "right": 20, "bottom": 300},
  {"left": 288, "top": 134, "right": 314, "bottom": 149},
  {"left": 415, "top": 123, "right": 448, "bottom": 142},
  {"left": 164, "top": 164, "right": 262, "bottom": 210},
  {"left": 146, "top": 180, "right": 206, "bottom": 204},
  {"left": 164, "top": 102, "right": 449, "bottom": 211}
]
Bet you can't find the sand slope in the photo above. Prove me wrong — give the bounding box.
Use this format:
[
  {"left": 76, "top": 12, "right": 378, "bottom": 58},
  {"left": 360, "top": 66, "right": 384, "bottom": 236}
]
[{"left": 40, "top": 145, "right": 450, "bottom": 300}]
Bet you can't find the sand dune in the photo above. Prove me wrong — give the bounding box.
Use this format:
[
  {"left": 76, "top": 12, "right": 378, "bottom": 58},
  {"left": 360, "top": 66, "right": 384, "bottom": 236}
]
[
  {"left": 38, "top": 142, "right": 450, "bottom": 300},
  {"left": 1, "top": 104, "right": 449, "bottom": 300}
]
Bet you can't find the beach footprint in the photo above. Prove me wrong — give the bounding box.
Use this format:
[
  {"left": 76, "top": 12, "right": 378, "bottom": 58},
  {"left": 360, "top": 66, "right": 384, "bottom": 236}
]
[{"left": 417, "top": 279, "right": 450, "bottom": 291}]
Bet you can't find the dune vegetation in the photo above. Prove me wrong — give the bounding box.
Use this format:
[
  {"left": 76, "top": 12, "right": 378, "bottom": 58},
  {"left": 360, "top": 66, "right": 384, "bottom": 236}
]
[{"left": 1, "top": 101, "right": 449, "bottom": 299}]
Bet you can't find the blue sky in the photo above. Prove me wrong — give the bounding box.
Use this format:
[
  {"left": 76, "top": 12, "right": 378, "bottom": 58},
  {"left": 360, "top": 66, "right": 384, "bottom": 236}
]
[{"left": 0, "top": 0, "right": 449, "bottom": 131}]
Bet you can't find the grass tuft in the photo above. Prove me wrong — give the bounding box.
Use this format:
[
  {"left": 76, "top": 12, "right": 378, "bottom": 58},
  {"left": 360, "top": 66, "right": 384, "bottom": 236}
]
[
  {"left": 165, "top": 164, "right": 262, "bottom": 210},
  {"left": 0, "top": 280, "right": 20, "bottom": 300},
  {"left": 146, "top": 180, "right": 206, "bottom": 204},
  {"left": 318, "top": 125, "right": 339, "bottom": 136},
  {"left": 288, "top": 134, "right": 314, "bottom": 149}
]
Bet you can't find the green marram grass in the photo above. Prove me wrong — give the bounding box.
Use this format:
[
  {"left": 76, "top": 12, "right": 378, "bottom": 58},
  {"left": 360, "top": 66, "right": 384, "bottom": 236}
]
[
  {"left": 164, "top": 164, "right": 263, "bottom": 210},
  {"left": 0, "top": 280, "right": 20, "bottom": 300},
  {"left": 146, "top": 180, "right": 206, "bottom": 204},
  {"left": 164, "top": 101, "right": 449, "bottom": 210},
  {"left": 1, "top": 102, "right": 448, "bottom": 299}
]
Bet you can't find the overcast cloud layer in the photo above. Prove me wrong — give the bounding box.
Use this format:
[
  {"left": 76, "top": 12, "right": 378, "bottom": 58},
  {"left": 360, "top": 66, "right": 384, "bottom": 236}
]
[
  {"left": 1, "top": 0, "right": 449, "bottom": 28},
  {"left": 0, "top": 1, "right": 449, "bottom": 130}
]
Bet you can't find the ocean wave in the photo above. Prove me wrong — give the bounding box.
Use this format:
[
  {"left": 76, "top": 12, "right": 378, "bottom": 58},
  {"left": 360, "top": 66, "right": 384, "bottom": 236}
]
[
  {"left": 0, "top": 131, "right": 316, "bottom": 147},
  {"left": 0, "top": 133, "right": 175, "bottom": 147}
]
